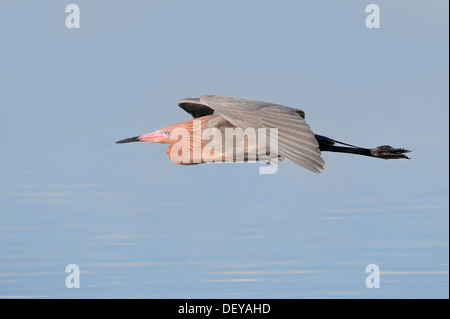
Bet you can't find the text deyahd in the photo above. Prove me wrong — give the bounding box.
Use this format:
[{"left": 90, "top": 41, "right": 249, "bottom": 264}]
[{"left": 223, "top": 303, "right": 270, "bottom": 314}]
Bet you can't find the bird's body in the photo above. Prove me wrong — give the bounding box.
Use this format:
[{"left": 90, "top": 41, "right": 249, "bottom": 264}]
[{"left": 117, "top": 95, "right": 410, "bottom": 173}]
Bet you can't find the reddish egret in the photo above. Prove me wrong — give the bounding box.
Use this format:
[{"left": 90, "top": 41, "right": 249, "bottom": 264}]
[{"left": 116, "top": 95, "right": 410, "bottom": 173}]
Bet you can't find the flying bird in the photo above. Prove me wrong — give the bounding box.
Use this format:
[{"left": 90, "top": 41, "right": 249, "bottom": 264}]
[{"left": 116, "top": 95, "right": 410, "bottom": 173}]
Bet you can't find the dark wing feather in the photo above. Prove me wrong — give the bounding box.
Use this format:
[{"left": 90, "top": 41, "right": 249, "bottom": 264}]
[
  {"left": 199, "top": 95, "right": 325, "bottom": 173},
  {"left": 178, "top": 98, "right": 214, "bottom": 118}
]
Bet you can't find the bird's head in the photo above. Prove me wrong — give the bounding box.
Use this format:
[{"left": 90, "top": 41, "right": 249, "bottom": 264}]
[{"left": 116, "top": 125, "right": 175, "bottom": 144}]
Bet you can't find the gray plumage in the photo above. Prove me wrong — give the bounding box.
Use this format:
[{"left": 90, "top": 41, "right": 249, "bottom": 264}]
[{"left": 179, "top": 95, "right": 325, "bottom": 173}]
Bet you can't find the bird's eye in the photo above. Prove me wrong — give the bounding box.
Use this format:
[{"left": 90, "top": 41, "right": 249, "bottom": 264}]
[{"left": 164, "top": 130, "right": 170, "bottom": 135}]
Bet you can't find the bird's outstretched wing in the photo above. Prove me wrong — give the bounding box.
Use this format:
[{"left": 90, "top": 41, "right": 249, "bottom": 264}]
[{"left": 196, "top": 95, "right": 325, "bottom": 173}]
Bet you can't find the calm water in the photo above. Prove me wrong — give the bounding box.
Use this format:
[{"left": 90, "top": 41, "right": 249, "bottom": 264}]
[{"left": 0, "top": 162, "right": 448, "bottom": 299}]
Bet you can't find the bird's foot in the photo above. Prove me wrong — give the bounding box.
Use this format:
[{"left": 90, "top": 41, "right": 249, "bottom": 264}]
[{"left": 371, "top": 145, "right": 411, "bottom": 159}]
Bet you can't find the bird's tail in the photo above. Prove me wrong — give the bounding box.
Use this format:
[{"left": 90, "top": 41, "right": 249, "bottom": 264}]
[{"left": 315, "top": 135, "right": 411, "bottom": 159}]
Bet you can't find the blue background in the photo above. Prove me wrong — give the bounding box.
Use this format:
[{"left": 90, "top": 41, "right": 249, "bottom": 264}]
[{"left": 0, "top": 0, "right": 448, "bottom": 298}]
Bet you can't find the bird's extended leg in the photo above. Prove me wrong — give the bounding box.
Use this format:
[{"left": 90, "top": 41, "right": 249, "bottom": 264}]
[{"left": 315, "top": 135, "right": 411, "bottom": 159}]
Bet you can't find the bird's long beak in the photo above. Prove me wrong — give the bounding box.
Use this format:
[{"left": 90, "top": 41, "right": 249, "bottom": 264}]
[
  {"left": 116, "top": 136, "right": 141, "bottom": 144},
  {"left": 116, "top": 131, "right": 166, "bottom": 144}
]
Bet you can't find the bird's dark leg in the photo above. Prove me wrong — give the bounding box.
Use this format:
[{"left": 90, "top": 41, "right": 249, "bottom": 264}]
[{"left": 314, "top": 134, "right": 411, "bottom": 159}]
